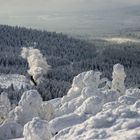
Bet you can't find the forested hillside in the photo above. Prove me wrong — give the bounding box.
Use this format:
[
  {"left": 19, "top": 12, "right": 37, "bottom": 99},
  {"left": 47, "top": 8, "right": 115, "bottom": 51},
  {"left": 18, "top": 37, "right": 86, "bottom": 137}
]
[{"left": 0, "top": 25, "right": 140, "bottom": 101}]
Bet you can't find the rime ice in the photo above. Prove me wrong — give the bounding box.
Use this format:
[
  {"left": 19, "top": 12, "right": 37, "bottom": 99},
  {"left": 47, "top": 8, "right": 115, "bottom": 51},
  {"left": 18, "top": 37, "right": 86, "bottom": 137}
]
[
  {"left": 21, "top": 47, "right": 50, "bottom": 85},
  {"left": 23, "top": 117, "right": 52, "bottom": 140},
  {"left": 2, "top": 64, "right": 140, "bottom": 140},
  {"left": 112, "top": 63, "right": 126, "bottom": 94}
]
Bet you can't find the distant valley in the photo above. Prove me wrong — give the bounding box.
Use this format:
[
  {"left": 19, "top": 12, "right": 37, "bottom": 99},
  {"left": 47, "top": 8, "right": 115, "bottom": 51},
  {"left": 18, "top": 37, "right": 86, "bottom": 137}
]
[{"left": 1, "top": 5, "right": 140, "bottom": 39}]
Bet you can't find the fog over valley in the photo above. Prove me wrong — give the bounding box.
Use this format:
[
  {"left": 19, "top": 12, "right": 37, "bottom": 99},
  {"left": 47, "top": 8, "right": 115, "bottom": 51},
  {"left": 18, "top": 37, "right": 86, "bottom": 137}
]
[{"left": 0, "top": 0, "right": 140, "bottom": 38}]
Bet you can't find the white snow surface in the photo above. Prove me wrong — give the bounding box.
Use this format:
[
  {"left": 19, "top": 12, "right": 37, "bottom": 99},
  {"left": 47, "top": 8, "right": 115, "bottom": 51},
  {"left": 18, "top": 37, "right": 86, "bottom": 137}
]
[
  {"left": 2, "top": 90, "right": 54, "bottom": 140},
  {"left": 23, "top": 117, "right": 52, "bottom": 140},
  {"left": 49, "top": 66, "right": 140, "bottom": 140},
  {"left": 10, "top": 90, "right": 55, "bottom": 125},
  {"left": 0, "top": 120, "right": 23, "bottom": 140},
  {"left": 3, "top": 64, "right": 140, "bottom": 140},
  {"left": 103, "top": 37, "right": 140, "bottom": 44}
]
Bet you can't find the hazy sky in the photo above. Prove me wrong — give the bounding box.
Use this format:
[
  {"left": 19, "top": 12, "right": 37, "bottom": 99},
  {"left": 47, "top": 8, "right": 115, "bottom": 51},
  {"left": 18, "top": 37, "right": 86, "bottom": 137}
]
[{"left": 0, "top": 0, "right": 140, "bottom": 14}]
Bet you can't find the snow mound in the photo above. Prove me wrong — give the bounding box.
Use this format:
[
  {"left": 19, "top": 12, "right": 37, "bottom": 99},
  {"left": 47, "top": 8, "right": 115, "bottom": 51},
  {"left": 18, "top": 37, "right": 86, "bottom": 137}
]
[
  {"left": 23, "top": 117, "right": 52, "bottom": 140},
  {"left": 0, "top": 120, "right": 23, "bottom": 140},
  {"left": 8, "top": 90, "right": 54, "bottom": 126}
]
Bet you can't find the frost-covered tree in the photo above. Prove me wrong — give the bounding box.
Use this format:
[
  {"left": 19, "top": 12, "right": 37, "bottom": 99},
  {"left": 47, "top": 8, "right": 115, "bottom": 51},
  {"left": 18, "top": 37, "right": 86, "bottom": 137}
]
[
  {"left": 0, "top": 92, "right": 11, "bottom": 122},
  {"left": 21, "top": 47, "right": 51, "bottom": 86},
  {"left": 111, "top": 63, "right": 126, "bottom": 94},
  {"left": 10, "top": 90, "right": 54, "bottom": 126},
  {"left": 0, "top": 25, "right": 140, "bottom": 101},
  {"left": 14, "top": 90, "right": 43, "bottom": 125}
]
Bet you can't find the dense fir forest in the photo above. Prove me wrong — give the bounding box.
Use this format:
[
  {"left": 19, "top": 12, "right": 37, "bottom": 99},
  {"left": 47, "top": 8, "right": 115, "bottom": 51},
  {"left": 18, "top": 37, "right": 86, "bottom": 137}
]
[{"left": 0, "top": 25, "right": 140, "bottom": 102}]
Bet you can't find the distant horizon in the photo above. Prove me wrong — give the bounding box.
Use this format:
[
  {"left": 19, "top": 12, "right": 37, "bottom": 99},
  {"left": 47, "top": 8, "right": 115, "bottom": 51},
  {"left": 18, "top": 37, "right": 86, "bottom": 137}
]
[{"left": 0, "top": 0, "right": 140, "bottom": 38}]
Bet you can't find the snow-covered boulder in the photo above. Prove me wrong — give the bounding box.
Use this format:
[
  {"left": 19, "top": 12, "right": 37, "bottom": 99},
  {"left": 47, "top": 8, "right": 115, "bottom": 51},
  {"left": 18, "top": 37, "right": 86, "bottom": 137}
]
[
  {"left": 0, "top": 120, "right": 23, "bottom": 140},
  {"left": 23, "top": 117, "right": 52, "bottom": 140}
]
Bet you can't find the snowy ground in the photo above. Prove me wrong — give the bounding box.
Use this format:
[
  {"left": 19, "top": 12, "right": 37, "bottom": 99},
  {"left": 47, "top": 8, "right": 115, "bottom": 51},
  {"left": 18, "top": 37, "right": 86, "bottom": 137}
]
[
  {"left": 0, "top": 74, "right": 31, "bottom": 90},
  {"left": 1, "top": 64, "right": 140, "bottom": 140},
  {"left": 102, "top": 37, "right": 140, "bottom": 44},
  {"left": 10, "top": 138, "right": 24, "bottom": 140}
]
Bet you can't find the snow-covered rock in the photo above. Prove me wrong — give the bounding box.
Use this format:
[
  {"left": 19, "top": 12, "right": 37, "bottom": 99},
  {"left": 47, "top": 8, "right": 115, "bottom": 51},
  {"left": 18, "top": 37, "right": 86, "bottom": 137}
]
[
  {"left": 23, "top": 117, "right": 52, "bottom": 140},
  {"left": 0, "top": 120, "right": 23, "bottom": 140}
]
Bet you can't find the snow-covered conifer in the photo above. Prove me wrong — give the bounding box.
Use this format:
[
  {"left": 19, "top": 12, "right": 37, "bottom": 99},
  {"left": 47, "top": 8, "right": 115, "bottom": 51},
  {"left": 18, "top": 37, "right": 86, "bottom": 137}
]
[
  {"left": 0, "top": 92, "right": 11, "bottom": 122},
  {"left": 112, "top": 63, "right": 126, "bottom": 94},
  {"left": 21, "top": 47, "right": 50, "bottom": 85}
]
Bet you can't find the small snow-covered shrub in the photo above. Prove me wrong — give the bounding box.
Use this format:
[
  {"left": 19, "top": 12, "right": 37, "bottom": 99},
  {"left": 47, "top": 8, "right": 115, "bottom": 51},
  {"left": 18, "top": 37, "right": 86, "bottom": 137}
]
[
  {"left": 112, "top": 63, "right": 126, "bottom": 94},
  {"left": 14, "top": 90, "right": 42, "bottom": 125},
  {"left": 9, "top": 90, "right": 55, "bottom": 126},
  {"left": 23, "top": 117, "right": 52, "bottom": 140}
]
